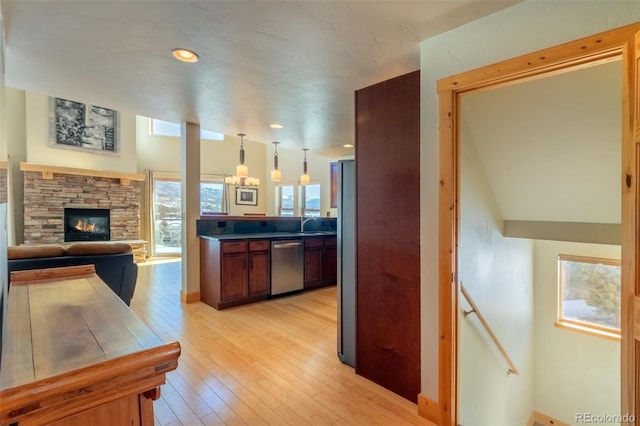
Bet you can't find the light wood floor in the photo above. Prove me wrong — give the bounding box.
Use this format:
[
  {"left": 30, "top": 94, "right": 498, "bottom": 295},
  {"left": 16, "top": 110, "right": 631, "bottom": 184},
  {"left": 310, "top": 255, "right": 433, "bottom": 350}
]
[{"left": 131, "top": 259, "right": 433, "bottom": 426}]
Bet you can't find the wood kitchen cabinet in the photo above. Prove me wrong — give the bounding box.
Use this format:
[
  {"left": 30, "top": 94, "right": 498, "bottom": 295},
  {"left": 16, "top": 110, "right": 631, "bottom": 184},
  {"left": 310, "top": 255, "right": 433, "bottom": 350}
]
[
  {"left": 304, "top": 235, "right": 337, "bottom": 289},
  {"left": 200, "top": 238, "right": 270, "bottom": 310}
]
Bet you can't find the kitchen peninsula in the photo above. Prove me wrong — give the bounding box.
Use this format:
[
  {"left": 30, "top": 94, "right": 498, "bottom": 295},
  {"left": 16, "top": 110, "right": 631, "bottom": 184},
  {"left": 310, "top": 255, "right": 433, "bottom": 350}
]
[{"left": 197, "top": 216, "right": 337, "bottom": 310}]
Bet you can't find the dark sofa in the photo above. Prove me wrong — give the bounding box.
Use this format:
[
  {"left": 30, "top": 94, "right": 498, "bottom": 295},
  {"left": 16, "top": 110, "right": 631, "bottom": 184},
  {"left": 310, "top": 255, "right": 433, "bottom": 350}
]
[{"left": 7, "top": 242, "right": 138, "bottom": 305}]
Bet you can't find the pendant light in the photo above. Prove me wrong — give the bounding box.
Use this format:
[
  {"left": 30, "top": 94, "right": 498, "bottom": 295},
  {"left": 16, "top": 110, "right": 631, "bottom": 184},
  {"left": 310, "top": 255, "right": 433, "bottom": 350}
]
[
  {"left": 300, "top": 148, "right": 311, "bottom": 185},
  {"left": 236, "top": 133, "right": 248, "bottom": 177},
  {"left": 271, "top": 141, "right": 282, "bottom": 182},
  {"left": 224, "top": 133, "right": 259, "bottom": 187}
]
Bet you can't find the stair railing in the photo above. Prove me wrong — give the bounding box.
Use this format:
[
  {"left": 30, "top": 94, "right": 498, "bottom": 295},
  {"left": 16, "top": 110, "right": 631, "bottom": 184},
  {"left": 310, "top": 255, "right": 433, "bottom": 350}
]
[{"left": 460, "top": 283, "right": 519, "bottom": 376}]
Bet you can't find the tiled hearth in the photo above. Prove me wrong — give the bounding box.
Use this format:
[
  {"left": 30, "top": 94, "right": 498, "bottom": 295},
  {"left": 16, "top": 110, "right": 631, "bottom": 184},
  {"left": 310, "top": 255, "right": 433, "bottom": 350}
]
[{"left": 22, "top": 164, "right": 143, "bottom": 244}]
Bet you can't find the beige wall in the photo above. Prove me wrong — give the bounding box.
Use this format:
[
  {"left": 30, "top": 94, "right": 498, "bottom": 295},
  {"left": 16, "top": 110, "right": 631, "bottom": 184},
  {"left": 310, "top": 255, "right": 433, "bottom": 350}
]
[
  {"left": 137, "top": 116, "right": 334, "bottom": 217},
  {"left": 534, "top": 240, "right": 620, "bottom": 424},
  {"left": 5, "top": 88, "right": 26, "bottom": 245},
  {"left": 25, "top": 92, "right": 137, "bottom": 173},
  {"left": 419, "top": 0, "right": 640, "bottom": 402},
  {"left": 458, "top": 119, "right": 534, "bottom": 425}
]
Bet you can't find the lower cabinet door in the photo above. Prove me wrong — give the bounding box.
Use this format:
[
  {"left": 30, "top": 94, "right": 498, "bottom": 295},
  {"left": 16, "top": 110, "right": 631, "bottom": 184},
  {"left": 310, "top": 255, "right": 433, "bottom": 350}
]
[
  {"left": 220, "top": 253, "right": 248, "bottom": 301},
  {"left": 249, "top": 252, "right": 270, "bottom": 296}
]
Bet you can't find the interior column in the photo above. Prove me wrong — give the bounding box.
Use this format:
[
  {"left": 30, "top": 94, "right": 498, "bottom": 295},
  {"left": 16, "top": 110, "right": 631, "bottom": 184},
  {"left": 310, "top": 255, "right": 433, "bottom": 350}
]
[{"left": 180, "top": 122, "right": 201, "bottom": 302}]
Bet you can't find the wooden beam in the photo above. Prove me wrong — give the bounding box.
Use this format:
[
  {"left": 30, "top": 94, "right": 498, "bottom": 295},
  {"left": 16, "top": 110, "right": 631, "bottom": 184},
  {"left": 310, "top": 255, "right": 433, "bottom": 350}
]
[
  {"left": 20, "top": 162, "right": 145, "bottom": 182},
  {"left": 10, "top": 265, "right": 97, "bottom": 285}
]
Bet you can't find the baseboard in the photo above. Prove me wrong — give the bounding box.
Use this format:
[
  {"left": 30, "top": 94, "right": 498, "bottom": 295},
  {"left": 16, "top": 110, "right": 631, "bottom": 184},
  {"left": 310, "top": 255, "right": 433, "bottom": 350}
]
[
  {"left": 527, "top": 410, "right": 570, "bottom": 426},
  {"left": 418, "top": 394, "right": 442, "bottom": 425},
  {"left": 180, "top": 291, "right": 200, "bottom": 303}
]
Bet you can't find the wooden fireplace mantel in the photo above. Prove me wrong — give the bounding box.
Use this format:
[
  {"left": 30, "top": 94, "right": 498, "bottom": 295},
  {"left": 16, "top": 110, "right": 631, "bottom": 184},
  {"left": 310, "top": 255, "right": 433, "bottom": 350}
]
[{"left": 20, "top": 162, "right": 145, "bottom": 185}]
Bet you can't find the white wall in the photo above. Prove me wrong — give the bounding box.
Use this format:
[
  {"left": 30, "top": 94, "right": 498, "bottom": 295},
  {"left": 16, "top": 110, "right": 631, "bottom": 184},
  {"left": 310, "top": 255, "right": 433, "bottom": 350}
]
[
  {"left": 5, "top": 88, "right": 26, "bottom": 245},
  {"left": 459, "top": 121, "right": 534, "bottom": 425},
  {"left": 25, "top": 92, "right": 137, "bottom": 173},
  {"left": 419, "top": 0, "right": 640, "bottom": 401},
  {"left": 534, "top": 240, "right": 620, "bottom": 425},
  {"left": 137, "top": 116, "right": 334, "bottom": 217},
  {"left": 263, "top": 142, "right": 334, "bottom": 217}
]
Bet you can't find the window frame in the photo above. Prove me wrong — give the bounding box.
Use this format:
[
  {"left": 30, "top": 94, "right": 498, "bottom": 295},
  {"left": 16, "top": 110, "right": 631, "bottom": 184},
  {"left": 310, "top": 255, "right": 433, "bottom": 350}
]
[
  {"left": 277, "top": 183, "right": 296, "bottom": 217},
  {"left": 556, "top": 254, "right": 621, "bottom": 340},
  {"left": 301, "top": 182, "right": 321, "bottom": 218},
  {"left": 151, "top": 174, "right": 226, "bottom": 255}
]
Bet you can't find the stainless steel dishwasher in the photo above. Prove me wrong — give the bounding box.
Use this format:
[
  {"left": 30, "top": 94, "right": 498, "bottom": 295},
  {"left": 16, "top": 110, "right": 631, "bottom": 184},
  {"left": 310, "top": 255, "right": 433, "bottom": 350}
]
[{"left": 270, "top": 239, "right": 304, "bottom": 295}]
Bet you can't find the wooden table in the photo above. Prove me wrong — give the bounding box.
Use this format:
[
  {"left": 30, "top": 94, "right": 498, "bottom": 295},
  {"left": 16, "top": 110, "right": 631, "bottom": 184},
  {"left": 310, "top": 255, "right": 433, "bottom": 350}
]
[{"left": 0, "top": 265, "right": 180, "bottom": 426}]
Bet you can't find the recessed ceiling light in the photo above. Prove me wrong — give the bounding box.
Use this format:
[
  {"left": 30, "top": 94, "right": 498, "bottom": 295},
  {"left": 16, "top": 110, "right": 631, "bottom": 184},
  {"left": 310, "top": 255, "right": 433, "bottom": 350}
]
[
  {"left": 270, "top": 123, "right": 283, "bottom": 129},
  {"left": 343, "top": 143, "right": 354, "bottom": 148},
  {"left": 172, "top": 48, "right": 199, "bottom": 63}
]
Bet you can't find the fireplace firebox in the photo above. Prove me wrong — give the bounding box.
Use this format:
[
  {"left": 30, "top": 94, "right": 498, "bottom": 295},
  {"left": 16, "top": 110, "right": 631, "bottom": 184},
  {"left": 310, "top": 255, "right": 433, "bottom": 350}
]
[{"left": 64, "top": 208, "right": 110, "bottom": 242}]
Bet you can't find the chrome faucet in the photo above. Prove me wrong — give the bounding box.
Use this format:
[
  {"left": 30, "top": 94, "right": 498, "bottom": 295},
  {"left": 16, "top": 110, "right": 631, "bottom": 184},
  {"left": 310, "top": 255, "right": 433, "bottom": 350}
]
[{"left": 300, "top": 217, "right": 318, "bottom": 232}]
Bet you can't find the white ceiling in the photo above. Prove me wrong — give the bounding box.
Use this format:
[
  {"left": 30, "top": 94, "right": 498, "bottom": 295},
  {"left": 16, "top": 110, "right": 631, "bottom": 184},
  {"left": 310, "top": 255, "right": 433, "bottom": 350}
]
[
  {"left": 461, "top": 60, "right": 622, "bottom": 224},
  {"left": 1, "top": 0, "right": 518, "bottom": 158}
]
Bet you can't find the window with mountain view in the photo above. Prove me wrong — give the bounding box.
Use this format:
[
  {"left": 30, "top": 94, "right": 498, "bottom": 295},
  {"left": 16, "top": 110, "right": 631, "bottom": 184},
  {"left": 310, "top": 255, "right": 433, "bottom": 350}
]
[
  {"left": 302, "top": 183, "right": 321, "bottom": 217},
  {"left": 278, "top": 185, "right": 295, "bottom": 217},
  {"left": 153, "top": 179, "right": 224, "bottom": 254},
  {"left": 558, "top": 254, "right": 621, "bottom": 338}
]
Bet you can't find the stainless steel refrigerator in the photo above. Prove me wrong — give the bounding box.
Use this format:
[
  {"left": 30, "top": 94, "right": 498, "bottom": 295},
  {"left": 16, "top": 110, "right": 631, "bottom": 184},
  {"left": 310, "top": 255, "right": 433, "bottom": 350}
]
[{"left": 337, "top": 159, "right": 355, "bottom": 367}]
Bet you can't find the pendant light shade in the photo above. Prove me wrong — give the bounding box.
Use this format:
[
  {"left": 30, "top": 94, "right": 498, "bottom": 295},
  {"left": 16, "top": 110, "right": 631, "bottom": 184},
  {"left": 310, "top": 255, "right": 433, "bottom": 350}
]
[
  {"left": 300, "top": 148, "right": 311, "bottom": 185},
  {"left": 236, "top": 133, "right": 249, "bottom": 177},
  {"left": 271, "top": 141, "right": 282, "bottom": 182},
  {"left": 225, "top": 133, "right": 259, "bottom": 187}
]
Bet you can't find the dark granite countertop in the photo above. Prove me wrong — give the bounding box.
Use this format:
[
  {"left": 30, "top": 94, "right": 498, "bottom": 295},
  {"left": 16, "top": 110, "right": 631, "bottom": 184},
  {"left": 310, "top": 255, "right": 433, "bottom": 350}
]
[{"left": 199, "top": 231, "right": 336, "bottom": 241}]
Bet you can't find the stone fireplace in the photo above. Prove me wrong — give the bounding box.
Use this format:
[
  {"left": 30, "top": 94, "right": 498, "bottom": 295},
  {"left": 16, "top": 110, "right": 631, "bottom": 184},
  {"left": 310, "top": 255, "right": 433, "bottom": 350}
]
[{"left": 22, "top": 164, "right": 143, "bottom": 244}]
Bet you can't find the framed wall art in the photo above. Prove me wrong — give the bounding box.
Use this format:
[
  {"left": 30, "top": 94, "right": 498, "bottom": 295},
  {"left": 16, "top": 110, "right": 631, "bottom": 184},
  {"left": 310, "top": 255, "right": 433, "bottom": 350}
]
[
  {"left": 236, "top": 187, "right": 258, "bottom": 206},
  {"left": 49, "top": 97, "right": 120, "bottom": 155}
]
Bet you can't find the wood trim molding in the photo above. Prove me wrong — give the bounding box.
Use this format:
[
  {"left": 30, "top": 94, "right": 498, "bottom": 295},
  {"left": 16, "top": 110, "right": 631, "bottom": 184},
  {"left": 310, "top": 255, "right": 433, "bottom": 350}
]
[
  {"left": 10, "top": 264, "right": 97, "bottom": 285},
  {"left": 437, "top": 22, "right": 640, "bottom": 93},
  {"left": 634, "top": 295, "right": 640, "bottom": 341},
  {"left": 437, "top": 22, "right": 640, "bottom": 426},
  {"left": 181, "top": 291, "right": 201, "bottom": 304},
  {"left": 526, "top": 410, "right": 570, "bottom": 426},
  {"left": 20, "top": 162, "right": 145, "bottom": 185},
  {"left": 418, "top": 394, "right": 442, "bottom": 425}
]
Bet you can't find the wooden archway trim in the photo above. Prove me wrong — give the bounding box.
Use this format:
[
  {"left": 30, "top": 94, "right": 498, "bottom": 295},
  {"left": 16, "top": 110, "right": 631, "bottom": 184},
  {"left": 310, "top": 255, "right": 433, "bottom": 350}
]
[{"left": 433, "top": 21, "right": 640, "bottom": 426}]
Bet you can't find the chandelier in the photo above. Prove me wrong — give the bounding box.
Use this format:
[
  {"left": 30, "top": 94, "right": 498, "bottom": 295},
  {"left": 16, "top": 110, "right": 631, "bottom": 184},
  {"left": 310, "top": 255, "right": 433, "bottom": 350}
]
[{"left": 224, "top": 133, "right": 260, "bottom": 187}]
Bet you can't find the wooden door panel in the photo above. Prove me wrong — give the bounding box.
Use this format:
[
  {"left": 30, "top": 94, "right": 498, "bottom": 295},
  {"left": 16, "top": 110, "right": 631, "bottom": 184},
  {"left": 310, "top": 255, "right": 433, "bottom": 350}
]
[
  {"left": 249, "top": 252, "right": 270, "bottom": 296},
  {"left": 220, "top": 254, "right": 248, "bottom": 301},
  {"left": 355, "top": 70, "right": 421, "bottom": 402},
  {"left": 324, "top": 245, "right": 337, "bottom": 284},
  {"left": 304, "top": 248, "right": 323, "bottom": 288}
]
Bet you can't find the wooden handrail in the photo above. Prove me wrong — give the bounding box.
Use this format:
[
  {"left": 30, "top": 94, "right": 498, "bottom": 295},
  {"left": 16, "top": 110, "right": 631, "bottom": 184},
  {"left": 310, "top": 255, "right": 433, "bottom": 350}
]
[{"left": 460, "top": 283, "right": 519, "bottom": 375}]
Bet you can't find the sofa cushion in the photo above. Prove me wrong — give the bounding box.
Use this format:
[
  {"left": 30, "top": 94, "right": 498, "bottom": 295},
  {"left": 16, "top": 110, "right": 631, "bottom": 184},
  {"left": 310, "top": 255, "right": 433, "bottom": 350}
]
[
  {"left": 65, "top": 242, "right": 132, "bottom": 256},
  {"left": 8, "top": 244, "right": 66, "bottom": 260}
]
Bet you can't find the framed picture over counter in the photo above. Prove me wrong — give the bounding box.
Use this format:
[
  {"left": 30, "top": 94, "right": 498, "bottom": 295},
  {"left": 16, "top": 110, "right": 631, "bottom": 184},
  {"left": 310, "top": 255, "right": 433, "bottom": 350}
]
[{"left": 236, "top": 187, "right": 258, "bottom": 206}]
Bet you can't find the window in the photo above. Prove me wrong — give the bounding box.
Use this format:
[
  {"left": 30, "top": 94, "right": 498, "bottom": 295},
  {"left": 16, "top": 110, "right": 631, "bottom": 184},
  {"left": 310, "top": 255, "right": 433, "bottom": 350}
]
[
  {"left": 558, "top": 254, "right": 621, "bottom": 338},
  {"left": 153, "top": 177, "right": 224, "bottom": 254},
  {"left": 278, "top": 184, "right": 295, "bottom": 217},
  {"left": 302, "top": 183, "right": 321, "bottom": 217},
  {"left": 150, "top": 118, "right": 224, "bottom": 141}
]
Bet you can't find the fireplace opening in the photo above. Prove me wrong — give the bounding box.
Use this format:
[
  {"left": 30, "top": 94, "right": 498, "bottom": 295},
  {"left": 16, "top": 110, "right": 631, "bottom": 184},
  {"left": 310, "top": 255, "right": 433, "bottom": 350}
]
[{"left": 64, "top": 208, "right": 110, "bottom": 242}]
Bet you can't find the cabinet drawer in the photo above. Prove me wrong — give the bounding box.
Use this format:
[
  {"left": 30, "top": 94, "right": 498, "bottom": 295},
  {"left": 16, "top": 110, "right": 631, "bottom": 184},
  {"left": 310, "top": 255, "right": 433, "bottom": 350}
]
[
  {"left": 324, "top": 236, "right": 337, "bottom": 246},
  {"left": 304, "top": 237, "right": 324, "bottom": 248},
  {"left": 249, "top": 240, "right": 270, "bottom": 252},
  {"left": 221, "top": 241, "right": 248, "bottom": 254}
]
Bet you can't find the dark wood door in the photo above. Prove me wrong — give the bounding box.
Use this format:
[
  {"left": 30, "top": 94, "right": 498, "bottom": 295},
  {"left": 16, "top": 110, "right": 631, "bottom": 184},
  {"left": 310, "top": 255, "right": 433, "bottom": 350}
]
[
  {"left": 324, "top": 244, "right": 337, "bottom": 284},
  {"left": 220, "top": 253, "right": 248, "bottom": 301},
  {"left": 249, "top": 252, "right": 270, "bottom": 296},
  {"left": 355, "top": 70, "right": 420, "bottom": 402},
  {"left": 304, "top": 247, "right": 324, "bottom": 288}
]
